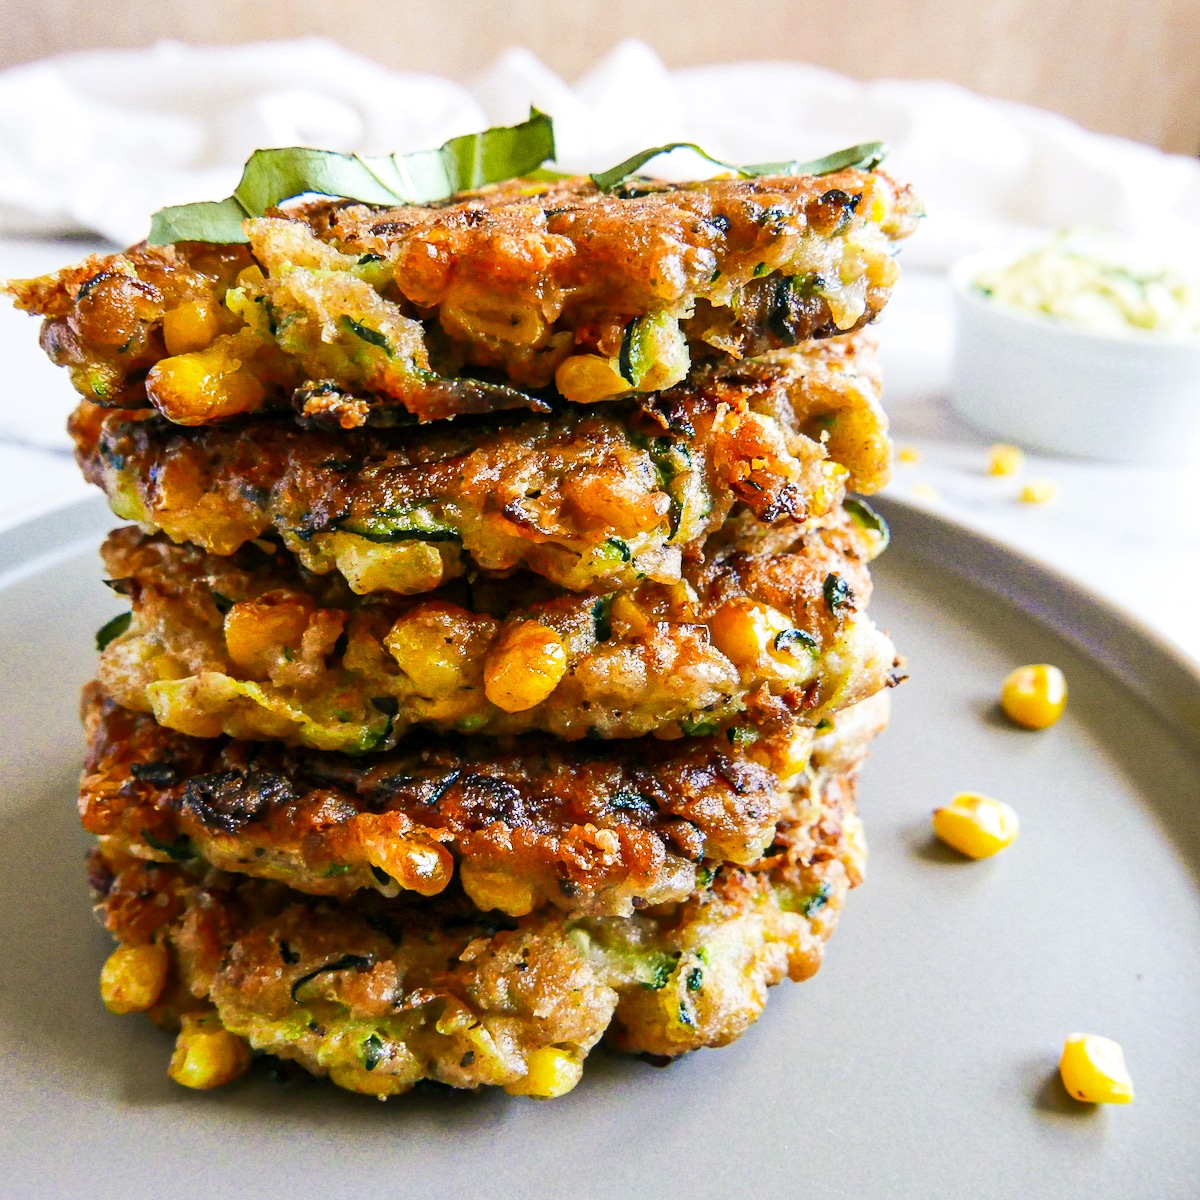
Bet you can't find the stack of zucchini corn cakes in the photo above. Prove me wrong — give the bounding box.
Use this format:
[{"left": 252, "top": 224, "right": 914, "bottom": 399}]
[{"left": 9, "top": 130, "right": 920, "bottom": 1099}]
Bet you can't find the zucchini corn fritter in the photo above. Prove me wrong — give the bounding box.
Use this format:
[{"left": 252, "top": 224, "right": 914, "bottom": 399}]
[
  {"left": 72, "top": 334, "right": 888, "bottom": 598},
  {"left": 11, "top": 169, "right": 920, "bottom": 424},
  {"left": 90, "top": 691, "right": 881, "bottom": 1097},
  {"left": 96, "top": 509, "right": 894, "bottom": 750},
  {"left": 81, "top": 685, "right": 887, "bottom": 918},
  {"left": 26, "top": 148, "right": 917, "bottom": 1101}
]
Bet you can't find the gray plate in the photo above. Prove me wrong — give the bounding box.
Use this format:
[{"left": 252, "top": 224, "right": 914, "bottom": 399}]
[{"left": 1, "top": 496, "right": 1198, "bottom": 1200}]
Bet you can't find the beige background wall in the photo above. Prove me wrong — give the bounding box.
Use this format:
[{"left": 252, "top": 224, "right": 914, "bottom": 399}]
[{"left": 5, "top": 0, "right": 1198, "bottom": 154}]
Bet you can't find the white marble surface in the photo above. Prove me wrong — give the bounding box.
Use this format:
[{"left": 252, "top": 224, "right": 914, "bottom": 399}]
[{"left": 2, "top": 236, "right": 1198, "bottom": 668}]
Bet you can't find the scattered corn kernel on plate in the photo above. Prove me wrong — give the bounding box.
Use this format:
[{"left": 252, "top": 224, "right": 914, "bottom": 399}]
[{"left": 2, "top": 495, "right": 1199, "bottom": 1199}]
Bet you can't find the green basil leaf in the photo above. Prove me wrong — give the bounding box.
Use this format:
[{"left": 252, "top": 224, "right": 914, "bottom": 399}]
[
  {"left": 148, "top": 196, "right": 251, "bottom": 245},
  {"left": 148, "top": 110, "right": 556, "bottom": 245},
  {"left": 589, "top": 142, "right": 746, "bottom": 191},
  {"left": 591, "top": 140, "right": 888, "bottom": 192},
  {"left": 742, "top": 142, "right": 889, "bottom": 177}
]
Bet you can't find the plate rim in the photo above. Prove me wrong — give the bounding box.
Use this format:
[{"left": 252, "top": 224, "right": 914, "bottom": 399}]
[{"left": 874, "top": 494, "right": 1200, "bottom": 747}]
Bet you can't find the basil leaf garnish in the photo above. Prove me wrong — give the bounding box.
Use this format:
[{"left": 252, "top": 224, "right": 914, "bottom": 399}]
[
  {"left": 148, "top": 109, "right": 555, "bottom": 245},
  {"left": 590, "top": 140, "right": 887, "bottom": 192}
]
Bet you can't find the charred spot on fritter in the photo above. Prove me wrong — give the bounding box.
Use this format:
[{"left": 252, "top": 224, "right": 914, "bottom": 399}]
[{"left": 180, "top": 769, "right": 296, "bottom": 832}]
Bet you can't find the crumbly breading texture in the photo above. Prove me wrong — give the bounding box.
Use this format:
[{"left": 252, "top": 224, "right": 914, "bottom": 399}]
[
  {"left": 71, "top": 337, "right": 888, "bottom": 599},
  {"left": 10, "top": 169, "right": 920, "bottom": 424},
  {"left": 90, "top": 708, "right": 873, "bottom": 1097},
  {"left": 95, "top": 508, "right": 893, "bottom": 750},
  {"left": 80, "top": 685, "right": 888, "bottom": 918}
]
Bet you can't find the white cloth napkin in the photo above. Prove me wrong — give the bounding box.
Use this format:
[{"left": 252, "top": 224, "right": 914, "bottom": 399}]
[{"left": 2, "top": 36, "right": 1199, "bottom": 266}]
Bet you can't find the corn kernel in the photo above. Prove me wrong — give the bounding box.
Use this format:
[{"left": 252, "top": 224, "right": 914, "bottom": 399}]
[
  {"left": 1059, "top": 1034, "right": 1134, "bottom": 1104},
  {"left": 987, "top": 443, "right": 1024, "bottom": 476},
  {"left": 459, "top": 860, "right": 538, "bottom": 916},
  {"left": 224, "top": 598, "right": 311, "bottom": 675},
  {"left": 710, "top": 599, "right": 769, "bottom": 666},
  {"left": 554, "top": 354, "right": 634, "bottom": 404},
  {"left": 771, "top": 726, "right": 815, "bottom": 781},
  {"left": 331, "top": 535, "right": 445, "bottom": 595},
  {"left": 383, "top": 605, "right": 481, "bottom": 697},
  {"left": 1019, "top": 479, "right": 1057, "bottom": 505},
  {"left": 329, "top": 1063, "right": 407, "bottom": 1098},
  {"left": 168, "top": 1013, "right": 251, "bottom": 1090},
  {"left": 896, "top": 445, "right": 921, "bottom": 465},
  {"left": 235, "top": 265, "right": 266, "bottom": 289},
  {"left": 610, "top": 593, "right": 650, "bottom": 637},
  {"left": 932, "top": 792, "right": 1019, "bottom": 859},
  {"left": 363, "top": 835, "right": 453, "bottom": 897},
  {"left": 147, "top": 345, "right": 265, "bottom": 423},
  {"left": 99, "top": 943, "right": 169, "bottom": 1014},
  {"left": 811, "top": 460, "right": 849, "bottom": 515},
  {"left": 162, "top": 299, "right": 220, "bottom": 355},
  {"left": 1000, "top": 663, "right": 1067, "bottom": 729},
  {"left": 709, "top": 599, "right": 802, "bottom": 671},
  {"left": 484, "top": 622, "right": 567, "bottom": 713},
  {"left": 505, "top": 1047, "right": 583, "bottom": 1098}
]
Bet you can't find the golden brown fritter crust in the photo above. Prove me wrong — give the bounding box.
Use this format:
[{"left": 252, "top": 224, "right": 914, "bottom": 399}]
[
  {"left": 71, "top": 337, "right": 887, "bottom": 597},
  {"left": 89, "top": 700, "right": 875, "bottom": 1096},
  {"left": 95, "top": 508, "right": 892, "bottom": 748},
  {"left": 10, "top": 169, "right": 919, "bottom": 424},
  {"left": 81, "top": 687, "right": 886, "bottom": 918}
]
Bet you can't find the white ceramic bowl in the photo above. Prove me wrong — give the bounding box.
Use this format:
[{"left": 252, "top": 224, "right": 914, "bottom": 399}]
[{"left": 948, "top": 250, "right": 1200, "bottom": 464}]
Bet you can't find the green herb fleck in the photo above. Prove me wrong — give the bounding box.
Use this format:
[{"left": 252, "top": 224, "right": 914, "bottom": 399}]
[
  {"left": 342, "top": 316, "right": 391, "bottom": 354},
  {"left": 95, "top": 611, "right": 131, "bottom": 651},
  {"left": 618, "top": 319, "right": 639, "bottom": 385},
  {"left": 823, "top": 573, "right": 853, "bottom": 614},
  {"left": 611, "top": 790, "right": 657, "bottom": 816},
  {"left": 290, "top": 953, "right": 373, "bottom": 1001},
  {"left": 592, "top": 594, "right": 613, "bottom": 642},
  {"left": 601, "top": 537, "right": 631, "bottom": 563},
  {"left": 680, "top": 716, "right": 721, "bottom": 738},
  {"left": 641, "top": 951, "right": 682, "bottom": 990},
  {"left": 686, "top": 967, "right": 704, "bottom": 992},
  {"left": 801, "top": 881, "right": 832, "bottom": 917},
  {"left": 211, "top": 591, "right": 235, "bottom": 614},
  {"left": 843, "top": 496, "right": 890, "bottom": 553},
  {"left": 362, "top": 1033, "right": 385, "bottom": 1071},
  {"left": 726, "top": 726, "right": 759, "bottom": 749},
  {"left": 141, "top": 831, "right": 195, "bottom": 861},
  {"left": 773, "top": 627, "right": 819, "bottom": 656}
]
